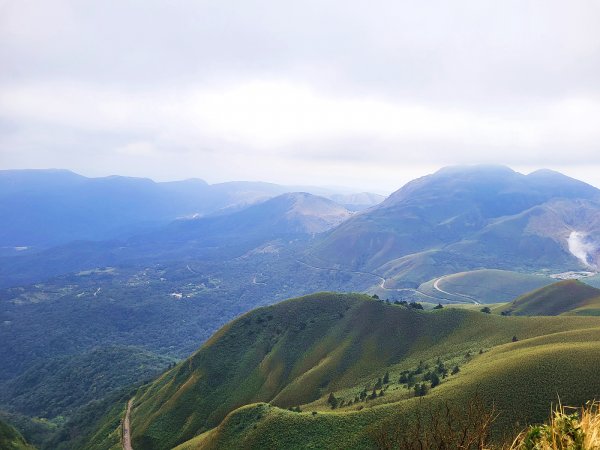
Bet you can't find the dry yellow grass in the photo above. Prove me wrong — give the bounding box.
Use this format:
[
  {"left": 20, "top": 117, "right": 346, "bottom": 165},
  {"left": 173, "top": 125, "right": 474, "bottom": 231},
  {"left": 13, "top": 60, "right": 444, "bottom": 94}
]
[{"left": 509, "top": 401, "right": 600, "bottom": 450}]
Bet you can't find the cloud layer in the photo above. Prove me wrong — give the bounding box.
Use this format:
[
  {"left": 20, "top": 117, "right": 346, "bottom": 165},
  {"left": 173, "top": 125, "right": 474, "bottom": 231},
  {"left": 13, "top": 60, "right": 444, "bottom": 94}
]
[{"left": 1, "top": 0, "right": 599, "bottom": 191}]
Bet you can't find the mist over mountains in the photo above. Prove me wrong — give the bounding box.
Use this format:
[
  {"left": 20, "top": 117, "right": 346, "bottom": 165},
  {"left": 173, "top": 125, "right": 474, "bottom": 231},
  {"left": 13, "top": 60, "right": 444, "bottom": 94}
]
[
  {"left": 1, "top": 164, "right": 600, "bottom": 449},
  {"left": 0, "top": 169, "right": 382, "bottom": 251}
]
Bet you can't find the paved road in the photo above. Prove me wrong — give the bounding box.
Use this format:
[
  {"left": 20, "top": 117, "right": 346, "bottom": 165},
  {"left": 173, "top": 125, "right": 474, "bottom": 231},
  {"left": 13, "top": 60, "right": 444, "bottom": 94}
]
[
  {"left": 295, "top": 259, "right": 444, "bottom": 301},
  {"left": 123, "top": 399, "right": 133, "bottom": 450},
  {"left": 433, "top": 275, "right": 481, "bottom": 304}
]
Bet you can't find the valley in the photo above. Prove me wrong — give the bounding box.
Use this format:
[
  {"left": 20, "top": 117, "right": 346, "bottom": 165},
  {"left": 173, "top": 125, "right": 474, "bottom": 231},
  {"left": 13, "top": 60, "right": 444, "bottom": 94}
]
[{"left": 1, "top": 165, "right": 600, "bottom": 449}]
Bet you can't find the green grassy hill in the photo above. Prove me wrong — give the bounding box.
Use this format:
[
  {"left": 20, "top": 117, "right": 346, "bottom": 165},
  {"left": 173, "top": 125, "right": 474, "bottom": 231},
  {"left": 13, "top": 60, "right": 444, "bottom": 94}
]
[
  {"left": 417, "top": 269, "right": 554, "bottom": 303},
  {"left": 180, "top": 327, "right": 600, "bottom": 449},
  {"left": 0, "top": 419, "right": 35, "bottom": 450},
  {"left": 125, "top": 292, "right": 600, "bottom": 449},
  {"left": 500, "top": 280, "right": 600, "bottom": 316}
]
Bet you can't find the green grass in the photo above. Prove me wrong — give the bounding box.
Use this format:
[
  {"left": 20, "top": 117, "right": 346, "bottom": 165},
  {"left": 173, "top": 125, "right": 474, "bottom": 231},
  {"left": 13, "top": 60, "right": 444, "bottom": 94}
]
[
  {"left": 185, "top": 327, "right": 600, "bottom": 449},
  {"left": 499, "top": 280, "right": 600, "bottom": 316},
  {"left": 417, "top": 269, "right": 554, "bottom": 304},
  {"left": 127, "top": 292, "right": 600, "bottom": 449}
]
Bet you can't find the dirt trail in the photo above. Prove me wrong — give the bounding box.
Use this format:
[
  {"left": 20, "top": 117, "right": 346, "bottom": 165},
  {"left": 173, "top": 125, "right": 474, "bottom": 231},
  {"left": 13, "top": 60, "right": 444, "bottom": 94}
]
[{"left": 123, "top": 398, "right": 133, "bottom": 450}]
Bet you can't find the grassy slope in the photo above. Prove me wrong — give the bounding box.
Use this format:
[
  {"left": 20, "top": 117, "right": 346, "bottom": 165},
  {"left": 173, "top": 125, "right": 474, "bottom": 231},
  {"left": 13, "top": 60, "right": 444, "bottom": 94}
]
[
  {"left": 0, "top": 419, "right": 35, "bottom": 450},
  {"left": 500, "top": 280, "right": 600, "bottom": 316},
  {"left": 129, "top": 292, "right": 600, "bottom": 450},
  {"left": 184, "top": 326, "right": 600, "bottom": 449},
  {"left": 417, "top": 269, "right": 554, "bottom": 304}
]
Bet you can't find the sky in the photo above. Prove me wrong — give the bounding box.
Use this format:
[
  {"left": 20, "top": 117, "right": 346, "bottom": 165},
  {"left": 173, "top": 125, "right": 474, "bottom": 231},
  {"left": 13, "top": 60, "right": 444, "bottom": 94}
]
[{"left": 1, "top": 0, "right": 600, "bottom": 194}]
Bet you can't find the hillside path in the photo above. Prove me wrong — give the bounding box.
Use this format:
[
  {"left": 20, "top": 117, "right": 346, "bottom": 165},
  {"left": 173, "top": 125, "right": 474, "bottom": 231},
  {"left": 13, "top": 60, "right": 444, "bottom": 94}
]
[
  {"left": 295, "top": 259, "right": 441, "bottom": 300},
  {"left": 123, "top": 398, "right": 133, "bottom": 450},
  {"left": 433, "top": 276, "right": 480, "bottom": 304}
]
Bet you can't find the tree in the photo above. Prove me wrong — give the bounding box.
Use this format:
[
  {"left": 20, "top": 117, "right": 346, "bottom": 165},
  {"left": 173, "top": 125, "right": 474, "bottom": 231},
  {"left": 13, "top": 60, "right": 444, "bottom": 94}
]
[
  {"left": 327, "top": 392, "right": 338, "bottom": 409},
  {"left": 372, "top": 294, "right": 380, "bottom": 299},
  {"left": 433, "top": 303, "right": 444, "bottom": 309},
  {"left": 480, "top": 306, "right": 491, "bottom": 314},
  {"left": 360, "top": 388, "right": 368, "bottom": 401},
  {"left": 414, "top": 383, "right": 428, "bottom": 397},
  {"left": 375, "top": 377, "right": 383, "bottom": 389},
  {"left": 451, "top": 365, "right": 460, "bottom": 375},
  {"left": 512, "top": 335, "right": 519, "bottom": 342},
  {"left": 383, "top": 371, "right": 390, "bottom": 384},
  {"left": 409, "top": 302, "right": 424, "bottom": 310},
  {"left": 430, "top": 372, "right": 440, "bottom": 388}
]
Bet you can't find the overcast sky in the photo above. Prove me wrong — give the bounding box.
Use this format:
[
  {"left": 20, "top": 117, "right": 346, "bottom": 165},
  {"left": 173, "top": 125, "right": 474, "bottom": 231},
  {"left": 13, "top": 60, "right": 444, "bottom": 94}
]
[{"left": 1, "top": 0, "right": 599, "bottom": 193}]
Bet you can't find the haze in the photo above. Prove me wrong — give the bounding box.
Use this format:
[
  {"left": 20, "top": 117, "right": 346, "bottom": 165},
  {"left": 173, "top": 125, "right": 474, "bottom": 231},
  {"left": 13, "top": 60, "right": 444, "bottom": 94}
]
[{"left": 1, "top": 0, "right": 599, "bottom": 192}]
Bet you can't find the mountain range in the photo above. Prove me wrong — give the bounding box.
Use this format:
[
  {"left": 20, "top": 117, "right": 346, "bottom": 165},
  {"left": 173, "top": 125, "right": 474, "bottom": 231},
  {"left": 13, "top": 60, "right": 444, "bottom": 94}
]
[
  {"left": 2, "top": 164, "right": 600, "bottom": 449},
  {"left": 0, "top": 169, "right": 382, "bottom": 251}
]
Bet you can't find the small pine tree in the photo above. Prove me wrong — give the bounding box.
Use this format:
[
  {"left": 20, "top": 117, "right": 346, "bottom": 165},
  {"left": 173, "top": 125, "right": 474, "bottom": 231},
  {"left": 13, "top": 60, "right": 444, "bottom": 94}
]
[
  {"left": 375, "top": 377, "right": 383, "bottom": 389},
  {"left": 433, "top": 303, "right": 444, "bottom": 309},
  {"left": 414, "top": 383, "right": 428, "bottom": 397},
  {"left": 451, "top": 365, "right": 460, "bottom": 375},
  {"left": 430, "top": 372, "right": 440, "bottom": 388},
  {"left": 512, "top": 335, "right": 518, "bottom": 342},
  {"left": 480, "top": 306, "right": 491, "bottom": 314},
  {"left": 327, "top": 392, "right": 338, "bottom": 409},
  {"left": 383, "top": 371, "right": 390, "bottom": 384}
]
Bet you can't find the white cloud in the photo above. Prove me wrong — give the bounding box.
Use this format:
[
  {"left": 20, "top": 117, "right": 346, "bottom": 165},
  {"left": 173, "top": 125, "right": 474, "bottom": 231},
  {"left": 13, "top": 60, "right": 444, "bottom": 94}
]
[
  {"left": 2, "top": 80, "right": 600, "bottom": 157},
  {"left": 1, "top": 1, "right": 600, "bottom": 191}
]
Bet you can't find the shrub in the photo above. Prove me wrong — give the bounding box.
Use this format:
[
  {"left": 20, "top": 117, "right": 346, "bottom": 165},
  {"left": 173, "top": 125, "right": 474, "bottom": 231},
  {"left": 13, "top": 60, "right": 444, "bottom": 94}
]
[
  {"left": 509, "top": 402, "right": 600, "bottom": 450},
  {"left": 372, "top": 394, "right": 496, "bottom": 449}
]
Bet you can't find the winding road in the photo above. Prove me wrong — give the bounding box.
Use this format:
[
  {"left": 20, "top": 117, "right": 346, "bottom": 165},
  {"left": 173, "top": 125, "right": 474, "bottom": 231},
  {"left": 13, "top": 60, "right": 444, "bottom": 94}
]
[
  {"left": 432, "top": 275, "right": 481, "bottom": 304},
  {"left": 123, "top": 399, "right": 133, "bottom": 450},
  {"left": 295, "top": 259, "right": 449, "bottom": 302}
]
